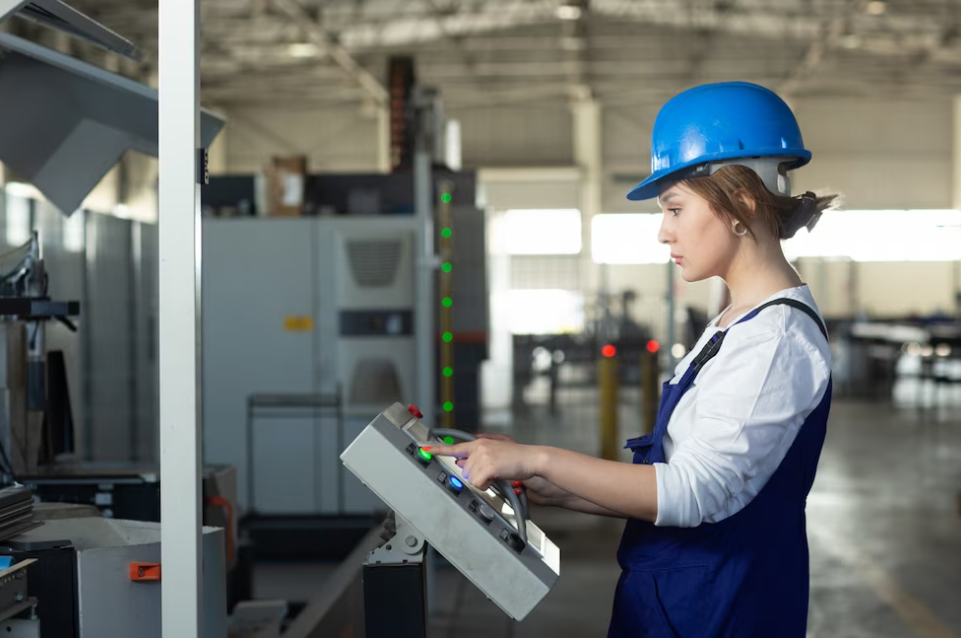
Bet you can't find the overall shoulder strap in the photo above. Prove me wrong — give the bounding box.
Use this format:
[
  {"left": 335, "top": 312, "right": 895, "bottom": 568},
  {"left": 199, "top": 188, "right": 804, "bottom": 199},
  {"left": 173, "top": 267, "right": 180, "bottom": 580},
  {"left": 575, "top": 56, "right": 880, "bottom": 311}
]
[{"left": 690, "top": 298, "right": 828, "bottom": 373}]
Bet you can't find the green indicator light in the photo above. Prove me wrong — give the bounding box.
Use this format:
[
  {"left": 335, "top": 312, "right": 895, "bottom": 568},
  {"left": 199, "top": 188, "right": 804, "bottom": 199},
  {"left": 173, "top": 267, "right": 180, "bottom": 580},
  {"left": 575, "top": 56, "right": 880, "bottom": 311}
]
[
  {"left": 442, "top": 297, "right": 453, "bottom": 308},
  {"left": 443, "top": 436, "right": 454, "bottom": 445},
  {"left": 442, "top": 332, "right": 453, "bottom": 343},
  {"left": 441, "top": 262, "right": 452, "bottom": 273},
  {"left": 441, "top": 228, "right": 452, "bottom": 238},
  {"left": 443, "top": 402, "right": 454, "bottom": 412},
  {"left": 443, "top": 367, "right": 454, "bottom": 377},
  {"left": 418, "top": 448, "right": 432, "bottom": 461},
  {"left": 441, "top": 193, "right": 452, "bottom": 204}
]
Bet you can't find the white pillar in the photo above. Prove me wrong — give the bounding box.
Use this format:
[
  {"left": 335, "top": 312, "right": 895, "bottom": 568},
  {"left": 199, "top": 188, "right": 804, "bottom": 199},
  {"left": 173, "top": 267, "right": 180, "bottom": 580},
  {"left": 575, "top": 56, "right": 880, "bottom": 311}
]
[
  {"left": 571, "top": 97, "right": 602, "bottom": 297},
  {"left": 952, "top": 96, "right": 961, "bottom": 316},
  {"left": 953, "top": 96, "right": 961, "bottom": 211},
  {"left": 159, "top": 0, "right": 202, "bottom": 635},
  {"left": 376, "top": 104, "right": 391, "bottom": 173}
]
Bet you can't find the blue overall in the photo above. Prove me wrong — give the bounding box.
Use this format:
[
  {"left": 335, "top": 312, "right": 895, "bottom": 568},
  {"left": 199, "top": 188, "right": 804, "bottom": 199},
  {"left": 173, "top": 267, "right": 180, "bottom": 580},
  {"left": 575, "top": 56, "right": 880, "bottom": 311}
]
[{"left": 608, "top": 299, "right": 832, "bottom": 638}]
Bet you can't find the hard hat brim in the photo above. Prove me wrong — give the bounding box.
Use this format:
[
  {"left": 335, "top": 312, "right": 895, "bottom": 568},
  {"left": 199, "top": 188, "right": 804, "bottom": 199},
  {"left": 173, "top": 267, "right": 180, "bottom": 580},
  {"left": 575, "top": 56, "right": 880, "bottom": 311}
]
[{"left": 626, "top": 149, "right": 812, "bottom": 202}]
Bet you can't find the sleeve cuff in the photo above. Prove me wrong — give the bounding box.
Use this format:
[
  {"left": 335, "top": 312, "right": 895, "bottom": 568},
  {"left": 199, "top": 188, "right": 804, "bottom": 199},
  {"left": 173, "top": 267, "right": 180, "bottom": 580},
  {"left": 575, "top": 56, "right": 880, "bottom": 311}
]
[{"left": 653, "top": 461, "right": 696, "bottom": 528}]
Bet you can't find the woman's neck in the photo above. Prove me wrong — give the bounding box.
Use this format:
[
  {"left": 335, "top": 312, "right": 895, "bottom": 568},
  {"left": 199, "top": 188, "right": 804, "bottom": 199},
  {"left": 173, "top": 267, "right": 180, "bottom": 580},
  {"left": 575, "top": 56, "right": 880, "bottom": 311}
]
[{"left": 719, "top": 237, "right": 803, "bottom": 326}]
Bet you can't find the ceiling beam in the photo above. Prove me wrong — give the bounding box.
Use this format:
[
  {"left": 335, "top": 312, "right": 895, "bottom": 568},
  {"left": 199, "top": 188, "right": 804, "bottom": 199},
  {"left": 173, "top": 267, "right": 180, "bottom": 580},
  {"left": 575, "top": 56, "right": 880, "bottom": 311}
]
[
  {"left": 270, "top": 0, "right": 388, "bottom": 106},
  {"left": 778, "top": 0, "right": 870, "bottom": 98}
]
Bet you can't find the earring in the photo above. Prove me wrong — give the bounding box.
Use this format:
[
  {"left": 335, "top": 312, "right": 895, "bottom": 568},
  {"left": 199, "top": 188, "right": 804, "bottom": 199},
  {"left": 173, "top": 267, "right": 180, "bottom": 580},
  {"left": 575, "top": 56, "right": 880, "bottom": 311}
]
[{"left": 731, "top": 220, "right": 748, "bottom": 236}]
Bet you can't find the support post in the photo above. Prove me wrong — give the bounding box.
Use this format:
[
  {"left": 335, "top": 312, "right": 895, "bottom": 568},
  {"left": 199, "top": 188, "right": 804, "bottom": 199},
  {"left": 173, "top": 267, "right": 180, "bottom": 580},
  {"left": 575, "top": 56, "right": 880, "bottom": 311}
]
[
  {"left": 598, "top": 354, "right": 618, "bottom": 461},
  {"left": 641, "top": 350, "right": 659, "bottom": 435},
  {"left": 159, "top": 0, "right": 202, "bottom": 634},
  {"left": 364, "top": 514, "right": 429, "bottom": 638},
  {"left": 571, "top": 97, "right": 602, "bottom": 300}
]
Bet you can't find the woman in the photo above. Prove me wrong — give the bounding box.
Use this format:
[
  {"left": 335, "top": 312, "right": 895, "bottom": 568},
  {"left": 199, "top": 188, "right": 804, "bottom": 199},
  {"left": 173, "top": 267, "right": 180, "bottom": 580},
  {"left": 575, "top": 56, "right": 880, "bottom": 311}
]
[{"left": 425, "top": 82, "right": 838, "bottom": 637}]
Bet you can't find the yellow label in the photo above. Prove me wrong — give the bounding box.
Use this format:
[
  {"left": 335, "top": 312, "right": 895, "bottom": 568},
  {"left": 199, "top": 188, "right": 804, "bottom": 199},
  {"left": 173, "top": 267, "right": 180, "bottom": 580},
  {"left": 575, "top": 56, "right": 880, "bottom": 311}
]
[{"left": 284, "top": 316, "right": 314, "bottom": 332}]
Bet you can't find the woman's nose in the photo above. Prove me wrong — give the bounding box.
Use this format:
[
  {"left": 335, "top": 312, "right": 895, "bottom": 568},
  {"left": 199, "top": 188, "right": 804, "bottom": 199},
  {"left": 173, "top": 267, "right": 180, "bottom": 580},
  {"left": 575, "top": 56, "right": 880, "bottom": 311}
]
[{"left": 658, "top": 216, "right": 673, "bottom": 245}]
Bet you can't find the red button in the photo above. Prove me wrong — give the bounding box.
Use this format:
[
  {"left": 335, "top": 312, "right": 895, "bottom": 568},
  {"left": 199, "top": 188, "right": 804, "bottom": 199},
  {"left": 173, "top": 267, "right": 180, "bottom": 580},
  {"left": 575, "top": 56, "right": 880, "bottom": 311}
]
[{"left": 408, "top": 405, "right": 423, "bottom": 419}]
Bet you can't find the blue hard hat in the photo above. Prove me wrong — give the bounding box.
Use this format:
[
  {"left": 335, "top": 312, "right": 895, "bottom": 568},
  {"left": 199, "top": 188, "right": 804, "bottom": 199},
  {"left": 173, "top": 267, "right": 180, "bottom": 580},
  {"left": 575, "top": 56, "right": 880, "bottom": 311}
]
[{"left": 627, "top": 82, "right": 811, "bottom": 201}]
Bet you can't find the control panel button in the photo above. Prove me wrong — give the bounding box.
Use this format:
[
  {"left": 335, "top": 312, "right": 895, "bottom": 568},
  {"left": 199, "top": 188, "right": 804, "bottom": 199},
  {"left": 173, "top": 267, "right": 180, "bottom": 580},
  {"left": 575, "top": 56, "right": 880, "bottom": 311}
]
[
  {"left": 506, "top": 532, "right": 525, "bottom": 553},
  {"left": 416, "top": 448, "right": 433, "bottom": 465},
  {"left": 477, "top": 503, "right": 495, "bottom": 525},
  {"left": 447, "top": 476, "right": 465, "bottom": 495},
  {"left": 408, "top": 405, "right": 423, "bottom": 419}
]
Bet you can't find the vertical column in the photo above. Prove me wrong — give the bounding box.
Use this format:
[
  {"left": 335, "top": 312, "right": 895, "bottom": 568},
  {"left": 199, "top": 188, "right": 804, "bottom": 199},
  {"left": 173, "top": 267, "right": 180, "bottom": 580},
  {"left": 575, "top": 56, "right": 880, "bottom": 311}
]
[
  {"left": 414, "top": 124, "right": 435, "bottom": 428},
  {"left": 376, "top": 105, "right": 391, "bottom": 173},
  {"left": 159, "top": 0, "right": 202, "bottom": 635},
  {"left": 438, "top": 182, "right": 455, "bottom": 427},
  {"left": 952, "top": 96, "right": 961, "bottom": 317},
  {"left": 571, "top": 97, "right": 602, "bottom": 296}
]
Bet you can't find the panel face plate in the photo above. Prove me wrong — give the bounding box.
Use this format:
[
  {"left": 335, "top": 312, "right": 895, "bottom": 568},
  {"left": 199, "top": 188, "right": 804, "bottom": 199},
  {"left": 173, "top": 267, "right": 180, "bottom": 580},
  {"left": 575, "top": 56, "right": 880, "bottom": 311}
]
[{"left": 341, "top": 403, "right": 560, "bottom": 621}]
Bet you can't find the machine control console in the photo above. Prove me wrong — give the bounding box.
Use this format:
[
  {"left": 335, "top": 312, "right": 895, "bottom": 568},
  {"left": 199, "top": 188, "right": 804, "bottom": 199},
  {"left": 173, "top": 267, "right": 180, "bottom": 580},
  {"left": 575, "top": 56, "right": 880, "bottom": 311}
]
[{"left": 341, "top": 403, "right": 560, "bottom": 621}]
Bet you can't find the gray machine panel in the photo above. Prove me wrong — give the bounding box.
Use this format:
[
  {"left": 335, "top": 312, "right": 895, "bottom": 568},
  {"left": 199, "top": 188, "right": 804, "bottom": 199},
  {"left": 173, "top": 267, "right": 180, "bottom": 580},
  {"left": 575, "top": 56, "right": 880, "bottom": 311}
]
[
  {"left": 341, "top": 403, "right": 560, "bottom": 621},
  {"left": 202, "top": 219, "right": 318, "bottom": 512}
]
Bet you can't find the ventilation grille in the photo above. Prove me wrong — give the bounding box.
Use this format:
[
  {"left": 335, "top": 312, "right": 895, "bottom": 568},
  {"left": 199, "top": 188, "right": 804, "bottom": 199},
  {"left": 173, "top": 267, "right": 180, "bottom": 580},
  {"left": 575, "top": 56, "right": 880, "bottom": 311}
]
[
  {"left": 349, "top": 359, "right": 403, "bottom": 405},
  {"left": 347, "top": 240, "right": 402, "bottom": 288}
]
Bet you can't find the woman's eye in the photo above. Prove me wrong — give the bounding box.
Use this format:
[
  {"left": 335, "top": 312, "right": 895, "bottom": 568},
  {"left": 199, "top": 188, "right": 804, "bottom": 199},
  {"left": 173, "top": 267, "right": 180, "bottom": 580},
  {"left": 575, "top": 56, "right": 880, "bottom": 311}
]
[{"left": 668, "top": 208, "right": 681, "bottom": 217}]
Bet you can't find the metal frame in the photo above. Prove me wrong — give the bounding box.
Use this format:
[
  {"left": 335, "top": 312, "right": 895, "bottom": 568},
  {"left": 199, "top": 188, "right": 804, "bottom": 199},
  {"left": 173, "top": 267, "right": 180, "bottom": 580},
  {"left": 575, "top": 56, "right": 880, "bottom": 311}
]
[
  {"left": 158, "top": 0, "right": 202, "bottom": 635},
  {"left": 245, "top": 391, "right": 344, "bottom": 515},
  {"left": 10, "top": 0, "right": 143, "bottom": 60}
]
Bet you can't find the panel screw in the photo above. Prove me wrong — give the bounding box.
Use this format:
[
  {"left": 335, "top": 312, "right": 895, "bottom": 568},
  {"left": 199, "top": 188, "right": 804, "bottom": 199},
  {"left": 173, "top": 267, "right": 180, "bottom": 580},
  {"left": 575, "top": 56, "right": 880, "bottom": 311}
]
[{"left": 405, "top": 535, "right": 418, "bottom": 547}]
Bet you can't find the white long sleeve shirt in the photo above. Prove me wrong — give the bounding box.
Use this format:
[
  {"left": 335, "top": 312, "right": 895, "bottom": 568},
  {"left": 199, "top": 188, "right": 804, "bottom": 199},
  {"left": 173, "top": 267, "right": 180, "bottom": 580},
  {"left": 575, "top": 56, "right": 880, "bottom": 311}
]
[{"left": 653, "top": 285, "right": 832, "bottom": 528}]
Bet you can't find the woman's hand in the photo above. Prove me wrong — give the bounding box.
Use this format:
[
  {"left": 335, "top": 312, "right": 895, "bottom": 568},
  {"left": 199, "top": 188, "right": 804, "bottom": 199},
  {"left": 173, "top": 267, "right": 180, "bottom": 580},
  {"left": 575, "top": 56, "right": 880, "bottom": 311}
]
[
  {"left": 423, "top": 439, "right": 543, "bottom": 491},
  {"left": 521, "top": 476, "right": 571, "bottom": 507}
]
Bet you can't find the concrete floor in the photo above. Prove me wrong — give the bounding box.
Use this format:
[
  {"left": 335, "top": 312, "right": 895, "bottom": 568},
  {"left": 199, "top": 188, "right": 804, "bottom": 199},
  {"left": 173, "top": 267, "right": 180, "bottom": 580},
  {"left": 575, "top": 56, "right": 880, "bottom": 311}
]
[{"left": 255, "top": 391, "right": 961, "bottom": 637}]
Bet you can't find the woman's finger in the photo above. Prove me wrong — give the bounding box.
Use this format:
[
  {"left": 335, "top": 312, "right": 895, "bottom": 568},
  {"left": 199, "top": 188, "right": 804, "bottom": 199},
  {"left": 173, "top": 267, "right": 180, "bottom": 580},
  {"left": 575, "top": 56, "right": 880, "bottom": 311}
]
[{"left": 422, "top": 442, "right": 471, "bottom": 458}]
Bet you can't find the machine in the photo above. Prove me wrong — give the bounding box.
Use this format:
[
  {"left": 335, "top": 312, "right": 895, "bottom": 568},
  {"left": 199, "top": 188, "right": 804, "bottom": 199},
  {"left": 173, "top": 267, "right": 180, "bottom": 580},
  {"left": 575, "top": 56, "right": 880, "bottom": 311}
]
[
  {"left": 0, "top": 231, "right": 79, "bottom": 479},
  {"left": 341, "top": 402, "right": 560, "bottom": 624},
  {"left": 203, "top": 215, "right": 425, "bottom": 520}
]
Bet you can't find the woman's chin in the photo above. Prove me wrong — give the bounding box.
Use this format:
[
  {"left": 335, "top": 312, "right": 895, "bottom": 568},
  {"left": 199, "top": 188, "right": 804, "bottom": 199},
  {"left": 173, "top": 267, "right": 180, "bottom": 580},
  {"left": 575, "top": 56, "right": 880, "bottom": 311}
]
[{"left": 678, "top": 265, "right": 705, "bottom": 283}]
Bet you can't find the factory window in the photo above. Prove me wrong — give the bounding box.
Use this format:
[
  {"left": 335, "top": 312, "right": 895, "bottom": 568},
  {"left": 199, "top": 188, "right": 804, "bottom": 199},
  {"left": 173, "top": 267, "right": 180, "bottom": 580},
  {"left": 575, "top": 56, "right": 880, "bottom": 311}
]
[
  {"left": 3, "top": 192, "right": 32, "bottom": 246},
  {"left": 508, "top": 289, "right": 584, "bottom": 334},
  {"left": 591, "top": 213, "right": 669, "bottom": 264},
  {"left": 786, "top": 209, "right": 961, "bottom": 262},
  {"left": 501, "top": 209, "right": 582, "bottom": 255},
  {"left": 591, "top": 209, "right": 961, "bottom": 263}
]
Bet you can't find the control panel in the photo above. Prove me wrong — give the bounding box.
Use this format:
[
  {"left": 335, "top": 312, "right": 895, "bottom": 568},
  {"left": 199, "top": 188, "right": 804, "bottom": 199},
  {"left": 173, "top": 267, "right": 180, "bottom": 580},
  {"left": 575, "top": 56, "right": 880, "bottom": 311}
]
[{"left": 340, "top": 403, "right": 560, "bottom": 621}]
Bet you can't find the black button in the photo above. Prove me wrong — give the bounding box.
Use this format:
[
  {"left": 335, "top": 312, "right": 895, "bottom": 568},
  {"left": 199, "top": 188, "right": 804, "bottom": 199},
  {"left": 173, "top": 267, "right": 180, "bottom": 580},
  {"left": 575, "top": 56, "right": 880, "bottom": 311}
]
[{"left": 506, "top": 532, "right": 525, "bottom": 553}]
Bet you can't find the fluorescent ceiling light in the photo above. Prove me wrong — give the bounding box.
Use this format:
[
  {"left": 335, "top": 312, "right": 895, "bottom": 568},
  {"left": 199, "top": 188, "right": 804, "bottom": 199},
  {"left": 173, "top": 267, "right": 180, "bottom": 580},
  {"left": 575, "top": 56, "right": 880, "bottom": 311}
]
[
  {"left": 556, "top": 5, "right": 582, "bottom": 20},
  {"left": 288, "top": 42, "right": 320, "bottom": 58}
]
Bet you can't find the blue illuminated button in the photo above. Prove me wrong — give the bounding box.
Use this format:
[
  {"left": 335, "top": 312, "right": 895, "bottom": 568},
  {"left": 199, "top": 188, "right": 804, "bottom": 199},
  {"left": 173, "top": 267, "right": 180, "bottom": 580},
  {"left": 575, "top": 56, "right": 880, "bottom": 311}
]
[{"left": 447, "top": 476, "right": 464, "bottom": 494}]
